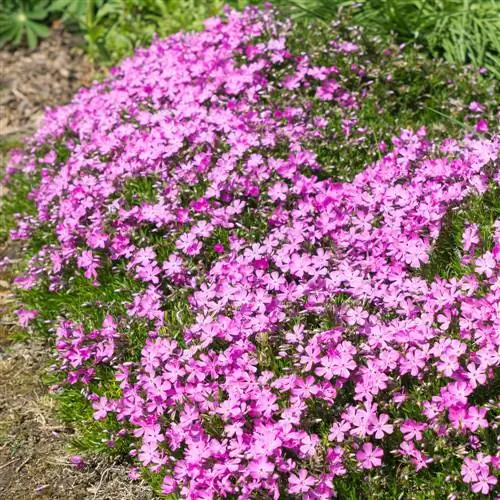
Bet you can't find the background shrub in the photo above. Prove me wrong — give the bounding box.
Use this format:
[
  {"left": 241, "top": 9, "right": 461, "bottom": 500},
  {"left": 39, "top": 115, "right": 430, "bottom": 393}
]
[
  {"left": 51, "top": 0, "right": 254, "bottom": 65},
  {"left": 276, "top": 0, "right": 500, "bottom": 77},
  {"left": 0, "top": 0, "right": 254, "bottom": 65},
  {"left": 0, "top": 0, "right": 51, "bottom": 49},
  {"left": 2, "top": 0, "right": 499, "bottom": 76}
]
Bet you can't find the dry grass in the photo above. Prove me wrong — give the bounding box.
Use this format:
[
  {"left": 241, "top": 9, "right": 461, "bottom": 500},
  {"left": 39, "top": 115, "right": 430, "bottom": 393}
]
[{"left": 0, "top": 259, "right": 157, "bottom": 499}]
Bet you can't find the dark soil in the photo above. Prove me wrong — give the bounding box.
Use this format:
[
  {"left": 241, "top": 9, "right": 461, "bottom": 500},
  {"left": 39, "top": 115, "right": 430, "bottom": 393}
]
[{"left": 0, "top": 30, "right": 156, "bottom": 500}]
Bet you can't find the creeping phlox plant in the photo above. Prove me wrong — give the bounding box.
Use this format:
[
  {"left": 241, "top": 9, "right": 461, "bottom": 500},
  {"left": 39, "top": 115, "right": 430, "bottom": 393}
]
[{"left": 3, "top": 6, "right": 499, "bottom": 499}]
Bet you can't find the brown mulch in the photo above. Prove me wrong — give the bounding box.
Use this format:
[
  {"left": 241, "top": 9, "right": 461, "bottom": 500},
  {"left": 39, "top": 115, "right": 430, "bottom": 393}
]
[
  {"left": 0, "top": 31, "right": 156, "bottom": 500},
  {"left": 0, "top": 29, "right": 94, "bottom": 140}
]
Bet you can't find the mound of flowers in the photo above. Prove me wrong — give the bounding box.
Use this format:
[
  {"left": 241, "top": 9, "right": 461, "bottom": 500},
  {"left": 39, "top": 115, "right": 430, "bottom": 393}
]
[{"left": 4, "top": 6, "right": 499, "bottom": 499}]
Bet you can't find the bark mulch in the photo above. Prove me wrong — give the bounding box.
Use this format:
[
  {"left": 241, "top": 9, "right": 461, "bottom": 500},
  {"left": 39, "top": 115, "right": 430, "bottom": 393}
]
[{"left": 0, "top": 29, "right": 93, "bottom": 140}]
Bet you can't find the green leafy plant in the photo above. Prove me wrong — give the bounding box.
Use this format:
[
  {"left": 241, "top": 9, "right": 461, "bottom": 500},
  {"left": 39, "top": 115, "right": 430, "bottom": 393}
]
[
  {"left": 0, "top": 0, "right": 51, "bottom": 49},
  {"left": 276, "top": 0, "right": 500, "bottom": 76},
  {"left": 61, "top": 0, "right": 252, "bottom": 66},
  {"left": 0, "top": 0, "right": 252, "bottom": 61},
  {"left": 48, "top": 0, "right": 94, "bottom": 24}
]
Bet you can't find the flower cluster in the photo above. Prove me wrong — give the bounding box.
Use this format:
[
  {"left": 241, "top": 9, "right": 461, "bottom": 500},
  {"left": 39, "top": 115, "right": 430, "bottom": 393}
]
[{"left": 5, "top": 6, "right": 499, "bottom": 498}]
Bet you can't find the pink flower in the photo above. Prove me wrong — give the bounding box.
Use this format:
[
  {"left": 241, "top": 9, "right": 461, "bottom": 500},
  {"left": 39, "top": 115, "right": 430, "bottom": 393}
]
[
  {"left": 475, "top": 119, "right": 489, "bottom": 133},
  {"left": 466, "top": 362, "right": 486, "bottom": 387},
  {"left": 462, "top": 224, "right": 479, "bottom": 252},
  {"left": 247, "top": 458, "right": 275, "bottom": 480},
  {"left": 300, "top": 434, "right": 319, "bottom": 457},
  {"left": 469, "top": 101, "right": 485, "bottom": 113},
  {"left": 471, "top": 473, "right": 497, "bottom": 495},
  {"left": 161, "top": 476, "right": 177, "bottom": 494},
  {"left": 475, "top": 251, "right": 495, "bottom": 278},
  {"left": 328, "top": 421, "right": 351, "bottom": 442},
  {"left": 464, "top": 406, "right": 488, "bottom": 432},
  {"left": 77, "top": 250, "right": 100, "bottom": 280},
  {"left": 368, "top": 413, "right": 394, "bottom": 439},
  {"left": 5, "top": 5, "right": 500, "bottom": 496},
  {"left": 315, "top": 353, "right": 355, "bottom": 379},
  {"left": 128, "top": 467, "right": 141, "bottom": 480},
  {"left": 92, "top": 396, "right": 109, "bottom": 420},
  {"left": 344, "top": 306, "right": 369, "bottom": 326},
  {"left": 16, "top": 308, "right": 38, "bottom": 327},
  {"left": 138, "top": 442, "right": 159, "bottom": 466},
  {"left": 461, "top": 458, "right": 479, "bottom": 483},
  {"left": 289, "top": 469, "right": 316, "bottom": 494},
  {"left": 356, "top": 443, "right": 383, "bottom": 469},
  {"left": 213, "top": 243, "right": 225, "bottom": 253},
  {"left": 400, "top": 420, "right": 426, "bottom": 441},
  {"left": 411, "top": 451, "right": 432, "bottom": 471}
]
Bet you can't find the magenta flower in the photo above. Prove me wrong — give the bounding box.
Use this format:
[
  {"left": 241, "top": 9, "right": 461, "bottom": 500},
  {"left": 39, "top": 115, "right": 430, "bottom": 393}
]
[
  {"left": 368, "top": 413, "right": 394, "bottom": 439},
  {"left": 356, "top": 443, "right": 383, "bottom": 469},
  {"left": 16, "top": 308, "right": 38, "bottom": 327},
  {"left": 70, "top": 455, "right": 85, "bottom": 470},
  {"left": 289, "top": 469, "right": 316, "bottom": 494},
  {"left": 474, "top": 251, "right": 495, "bottom": 278},
  {"left": 475, "top": 119, "right": 489, "bottom": 133}
]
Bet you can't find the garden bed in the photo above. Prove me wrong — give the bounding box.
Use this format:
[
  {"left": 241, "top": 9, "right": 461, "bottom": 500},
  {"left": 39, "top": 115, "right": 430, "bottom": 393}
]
[{"left": 1, "top": 6, "right": 498, "bottom": 499}]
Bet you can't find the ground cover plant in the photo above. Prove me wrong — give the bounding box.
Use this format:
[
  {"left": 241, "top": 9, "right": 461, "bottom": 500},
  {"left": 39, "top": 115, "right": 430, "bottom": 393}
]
[
  {"left": 276, "top": 0, "right": 500, "bottom": 78},
  {"left": 1, "top": 5, "right": 499, "bottom": 499}
]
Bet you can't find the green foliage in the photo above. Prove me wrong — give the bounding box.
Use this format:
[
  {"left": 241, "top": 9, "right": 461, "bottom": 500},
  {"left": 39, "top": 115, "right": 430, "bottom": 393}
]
[
  {"left": 422, "top": 185, "right": 500, "bottom": 280},
  {"left": 276, "top": 0, "right": 500, "bottom": 76},
  {"left": 58, "top": 0, "right": 252, "bottom": 66},
  {"left": 2, "top": 0, "right": 499, "bottom": 76},
  {"left": 48, "top": 0, "right": 102, "bottom": 24},
  {"left": 0, "top": 0, "right": 253, "bottom": 61},
  {"left": 281, "top": 19, "right": 497, "bottom": 179},
  {"left": 0, "top": 0, "right": 51, "bottom": 49}
]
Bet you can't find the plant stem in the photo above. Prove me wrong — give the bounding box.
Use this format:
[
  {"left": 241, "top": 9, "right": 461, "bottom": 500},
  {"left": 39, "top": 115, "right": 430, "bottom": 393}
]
[{"left": 86, "top": 0, "right": 95, "bottom": 28}]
